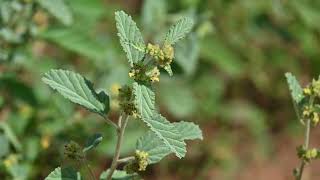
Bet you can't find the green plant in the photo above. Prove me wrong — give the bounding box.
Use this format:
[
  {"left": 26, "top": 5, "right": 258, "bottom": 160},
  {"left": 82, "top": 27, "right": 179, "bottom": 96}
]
[
  {"left": 42, "top": 10, "right": 202, "bottom": 180},
  {"left": 286, "top": 72, "right": 320, "bottom": 180}
]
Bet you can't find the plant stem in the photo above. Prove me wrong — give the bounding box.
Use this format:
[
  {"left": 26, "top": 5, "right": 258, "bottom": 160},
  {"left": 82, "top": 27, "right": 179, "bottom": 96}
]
[
  {"left": 296, "top": 118, "right": 311, "bottom": 180},
  {"left": 106, "top": 114, "right": 129, "bottom": 180},
  {"left": 103, "top": 116, "right": 118, "bottom": 129},
  {"left": 117, "top": 156, "right": 134, "bottom": 164}
]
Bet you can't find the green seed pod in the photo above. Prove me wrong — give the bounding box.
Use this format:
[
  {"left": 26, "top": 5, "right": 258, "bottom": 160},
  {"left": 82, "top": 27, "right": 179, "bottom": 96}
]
[{"left": 64, "top": 141, "right": 84, "bottom": 161}]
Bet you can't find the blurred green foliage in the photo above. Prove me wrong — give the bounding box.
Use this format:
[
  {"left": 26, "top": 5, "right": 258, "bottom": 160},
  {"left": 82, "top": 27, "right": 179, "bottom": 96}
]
[{"left": 0, "top": 0, "right": 319, "bottom": 179}]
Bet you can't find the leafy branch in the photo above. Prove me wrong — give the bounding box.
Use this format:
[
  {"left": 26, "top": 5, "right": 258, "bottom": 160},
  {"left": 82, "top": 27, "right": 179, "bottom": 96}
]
[
  {"left": 286, "top": 73, "right": 320, "bottom": 180},
  {"left": 43, "top": 10, "right": 202, "bottom": 180}
]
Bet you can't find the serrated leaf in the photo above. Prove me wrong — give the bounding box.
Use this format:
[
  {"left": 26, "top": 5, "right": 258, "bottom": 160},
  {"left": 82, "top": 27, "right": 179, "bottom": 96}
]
[
  {"left": 83, "top": 133, "right": 103, "bottom": 152},
  {"left": 45, "top": 167, "right": 81, "bottom": 180},
  {"left": 136, "top": 122, "right": 202, "bottom": 164},
  {"left": 164, "top": 17, "right": 194, "bottom": 45},
  {"left": 136, "top": 131, "right": 171, "bottom": 164},
  {"left": 42, "top": 69, "right": 109, "bottom": 115},
  {"left": 37, "top": 0, "right": 73, "bottom": 26},
  {"left": 173, "top": 121, "right": 203, "bottom": 140},
  {"left": 115, "top": 11, "right": 145, "bottom": 66},
  {"left": 132, "top": 82, "right": 186, "bottom": 158},
  {"left": 285, "top": 72, "right": 304, "bottom": 104},
  {"left": 100, "top": 169, "right": 139, "bottom": 180}
]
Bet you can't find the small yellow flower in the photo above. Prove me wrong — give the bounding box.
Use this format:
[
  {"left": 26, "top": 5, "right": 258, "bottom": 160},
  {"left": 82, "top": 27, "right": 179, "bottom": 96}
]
[
  {"left": 303, "top": 106, "right": 312, "bottom": 117},
  {"left": 312, "top": 79, "right": 320, "bottom": 97},
  {"left": 305, "top": 148, "right": 318, "bottom": 160},
  {"left": 313, "top": 112, "right": 319, "bottom": 125},
  {"left": 303, "top": 88, "right": 312, "bottom": 95},
  {"left": 163, "top": 44, "right": 174, "bottom": 61},
  {"left": 147, "top": 67, "right": 160, "bottom": 83},
  {"left": 110, "top": 83, "right": 121, "bottom": 96},
  {"left": 128, "top": 71, "right": 135, "bottom": 78},
  {"left": 3, "top": 155, "right": 18, "bottom": 168},
  {"left": 135, "top": 150, "right": 149, "bottom": 171},
  {"left": 41, "top": 135, "right": 51, "bottom": 149}
]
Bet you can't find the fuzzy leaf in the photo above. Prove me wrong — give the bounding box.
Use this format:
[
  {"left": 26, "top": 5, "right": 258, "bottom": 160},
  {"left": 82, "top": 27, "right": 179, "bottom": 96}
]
[
  {"left": 42, "top": 69, "right": 109, "bottom": 115},
  {"left": 132, "top": 82, "right": 186, "bottom": 158},
  {"left": 115, "top": 11, "right": 145, "bottom": 66},
  {"left": 165, "top": 17, "right": 194, "bottom": 45},
  {"left": 45, "top": 167, "right": 81, "bottom": 180},
  {"left": 136, "top": 122, "right": 202, "bottom": 164},
  {"left": 37, "top": 0, "right": 73, "bottom": 26},
  {"left": 173, "top": 121, "right": 203, "bottom": 140},
  {"left": 136, "top": 131, "right": 170, "bottom": 164},
  {"left": 285, "top": 72, "right": 304, "bottom": 104}
]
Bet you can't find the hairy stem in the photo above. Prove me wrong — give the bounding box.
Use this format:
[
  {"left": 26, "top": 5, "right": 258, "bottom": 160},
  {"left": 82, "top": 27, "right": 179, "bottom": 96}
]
[
  {"left": 106, "top": 114, "right": 129, "bottom": 180},
  {"left": 296, "top": 97, "right": 314, "bottom": 180},
  {"left": 117, "top": 156, "right": 135, "bottom": 164},
  {"left": 103, "top": 116, "right": 118, "bottom": 129},
  {"left": 296, "top": 118, "right": 310, "bottom": 180}
]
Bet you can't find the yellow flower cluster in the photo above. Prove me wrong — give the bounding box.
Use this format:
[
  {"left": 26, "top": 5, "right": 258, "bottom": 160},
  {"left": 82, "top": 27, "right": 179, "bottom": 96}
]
[
  {"left": 64, "top": 141, "right": 84, "bottom": 161},
  {"left": 304, "top": 148, "right": 318, "bottom": 161},
  {"left": 303, "top": 78, "right": 320, "bottom": 97},
  {"left": 146, "top": 43, "right": 174, "bottom": 67},
  {"left": 3, "top": 154, "right": 18, "bottom": 169},
  {"left": 146, "top": 67, "right": 160, "bottom": 83},
  {"left": 302, "top": 105, "right": 319, "bottom": 126},
  {"left": 128, "top": 63, "right": 161, "bottom": 83},
  {"left": 118, "top": 86, "right": 138, "bottom": 116},
  {"left": 135, "top": 150, "right": 149, "bottom": 171}
]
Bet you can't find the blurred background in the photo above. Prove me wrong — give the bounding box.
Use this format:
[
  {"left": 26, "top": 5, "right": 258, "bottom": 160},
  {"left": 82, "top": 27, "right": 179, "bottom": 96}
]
[{"left": 1, "top": 0, "right": 320, "bottom": 179}]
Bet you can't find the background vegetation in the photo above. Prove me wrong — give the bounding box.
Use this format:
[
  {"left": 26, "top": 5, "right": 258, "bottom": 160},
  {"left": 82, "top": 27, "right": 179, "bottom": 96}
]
[{"left": 1, "top": 0, "right": 320, "bottom": 179}]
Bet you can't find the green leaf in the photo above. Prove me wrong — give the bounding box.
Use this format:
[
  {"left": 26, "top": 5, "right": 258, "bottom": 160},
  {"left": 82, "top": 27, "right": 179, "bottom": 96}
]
[
  {"left": 132, "top": 82, "right": 186, "bottom": 158},
  {"left": 37, "top": 0, "right": 73, "bottom": 26},
  {"left": 285, "top": 72, "right": 304, "bottom": 104},
  {"left": 42, "top": 69, "right": 110, "bottom": 115},
  {"left": 115, "top": 11, "right": 145, "bottom": 66},
  {"left": 173, "top": 121, "right": 203, "bottom": 140},
  {"left": 136, "top": 122, "right": 202, "bottom": 164},
  {"left": 83, "top": 133, "right": 103, "bottom": 153},
  {"left": 136, "top": 131, "right": 170, "bottom": 164},
  {"left": 100, "top": 169, "right": 139, "bottom": 180},
  {"left": 164, "top": 17, "right": 194, "bottom": 45},
  {"left": 39, "top": 27, "right": 107, "bottom": 61},
  {"left": 45, "top": 167, "right": 81, "bottom": 180}
]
